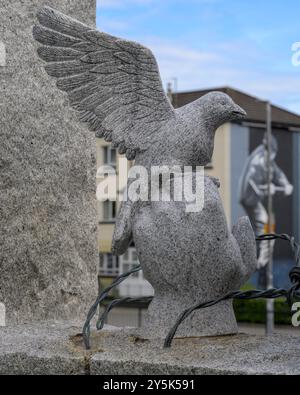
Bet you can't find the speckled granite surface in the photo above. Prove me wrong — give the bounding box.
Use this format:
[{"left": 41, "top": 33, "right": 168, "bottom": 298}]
[
  {"left": 0, "top": 0, "right": 97, "bottom": 324},
  {"left": 0, "top": 321, "right": 299, "bottom": 375}
]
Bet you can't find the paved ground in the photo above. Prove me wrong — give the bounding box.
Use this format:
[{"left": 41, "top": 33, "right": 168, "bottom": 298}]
[{"left": 239, "top": 322, "right": 300, "bottom": 335}]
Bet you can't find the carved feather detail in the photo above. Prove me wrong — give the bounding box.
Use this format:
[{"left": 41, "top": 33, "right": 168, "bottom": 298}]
[{"left": 33, "top": 6, "right": 175, "bottom": 160}]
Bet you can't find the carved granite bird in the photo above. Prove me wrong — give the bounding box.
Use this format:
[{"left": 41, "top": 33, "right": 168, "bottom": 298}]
[{"left": 33, "top": 6, "right": 257, "bottom": 338}]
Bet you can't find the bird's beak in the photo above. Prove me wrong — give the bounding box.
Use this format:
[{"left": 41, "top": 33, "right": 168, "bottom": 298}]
[{"left": 231, "top": 104, "right": 247, "bottom": 120}]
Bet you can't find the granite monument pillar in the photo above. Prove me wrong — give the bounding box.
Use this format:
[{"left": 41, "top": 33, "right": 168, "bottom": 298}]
[{"left": 0, "top": 0, "right": 98, "bottom": 324}]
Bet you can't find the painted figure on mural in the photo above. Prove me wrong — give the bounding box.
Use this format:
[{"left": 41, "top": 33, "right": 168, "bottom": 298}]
[{"left": 239, "top": 134, "right": 293, "bottom": 287}]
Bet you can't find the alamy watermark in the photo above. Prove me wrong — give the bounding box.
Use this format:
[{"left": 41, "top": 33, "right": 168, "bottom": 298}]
[
  {"left": 0, "top": 41, "right": 6, "bottom": 67},
  {"left": 291, "top": 302, "right": 300, "bottom": 327},
  {"left": 96, "top": 158, "right": 205, "bottom": 213},
  {"left": 291, "top": 42, "right": 300, "bottom": 67}
]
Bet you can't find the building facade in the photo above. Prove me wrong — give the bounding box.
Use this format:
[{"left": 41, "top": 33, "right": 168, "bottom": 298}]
[{"left": 96, "top": 139, "right": 153, "bottom": 296}]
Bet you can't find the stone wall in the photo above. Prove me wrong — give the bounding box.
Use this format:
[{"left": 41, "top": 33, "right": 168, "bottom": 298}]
[{"left": 0, "top": 0, "right": 98, "bottom": 324}]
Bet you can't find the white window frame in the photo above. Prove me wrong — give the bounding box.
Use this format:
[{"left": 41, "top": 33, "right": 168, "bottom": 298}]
[
  {"left": 103, "top": 146, "right": 117, "bottom": 167},
  {"left": 103, "top": 200, "right": 116, "bottom": 222},
  {"left": 120, "top": 248, "right": 142, "bottom": 279},
  {"left": 119, "top": 248, "right": 154, "bottom": 297},
  {"left": 99, "top": 253, "right": 119, "bottom": 276}
]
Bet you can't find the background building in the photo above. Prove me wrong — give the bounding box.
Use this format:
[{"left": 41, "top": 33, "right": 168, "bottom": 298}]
[{"left": 96, "top": 139, "right": 153, "bottom": 297}]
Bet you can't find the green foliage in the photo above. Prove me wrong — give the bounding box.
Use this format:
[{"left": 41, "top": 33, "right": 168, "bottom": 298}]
[{"left": 234, "top": 284, "right": 292, "bottom": 325}]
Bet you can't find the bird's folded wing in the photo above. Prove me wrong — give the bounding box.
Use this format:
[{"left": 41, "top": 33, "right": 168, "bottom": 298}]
[{"left": 33, "top": 6, "right": 175, "bottom": 160}]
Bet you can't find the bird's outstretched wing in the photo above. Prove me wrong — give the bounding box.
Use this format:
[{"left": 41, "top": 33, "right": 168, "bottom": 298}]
[{"left": 33, "top": 6, "right": 175, "bottom": 160}]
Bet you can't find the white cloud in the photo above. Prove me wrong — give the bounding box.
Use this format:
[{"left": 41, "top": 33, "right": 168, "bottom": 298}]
[
  {"left": 138, "top": 38, "right": 300, "bottom": 114},
  {"left": 96, "top": 0, "right": 300, "bottom": 114},
  {"left": 148, "top": 41, "right": 219, "bottom": 63},
  {"left": 98, "top": 16, "right": 129, "bottom": 31},
  {"left": 98, "top": 0, "right": 218, "bottom": 10}
]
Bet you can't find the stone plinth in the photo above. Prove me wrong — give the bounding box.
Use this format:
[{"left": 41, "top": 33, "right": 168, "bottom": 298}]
[
  {"left": 0, "top": 0, "right": 97, "bottom": 324},
  {"left": 0, "top": 322, "right": 299, "bottom": 375}
]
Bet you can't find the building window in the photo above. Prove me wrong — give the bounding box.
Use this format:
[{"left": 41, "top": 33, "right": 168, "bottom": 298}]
[
  {"left": 103, "top": 200, "right": 116, "bottom": 221},
  {"left": 118, "top": 247, "right": 154, "bottom": 297},
  {"left": 99, "top": 253, "right": 119, "bottom": 276},
  {"left": 103, "top": 146, "right": 116, "bottom": 167},
  {"left": 120, "top": 248, "right": 140, "bottom": 278}
]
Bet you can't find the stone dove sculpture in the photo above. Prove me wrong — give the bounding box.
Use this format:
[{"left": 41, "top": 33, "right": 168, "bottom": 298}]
[{"left": 33, "top": 6, "right": 257, "bottom": 338}]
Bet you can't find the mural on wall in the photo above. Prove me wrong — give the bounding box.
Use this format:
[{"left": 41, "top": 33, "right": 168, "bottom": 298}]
[{"left": 238, "top": 133, "right": 294, "bottom": 287}]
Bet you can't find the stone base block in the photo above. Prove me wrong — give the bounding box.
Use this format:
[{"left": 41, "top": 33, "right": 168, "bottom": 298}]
[{"left": 0, "top": 321, "right": 299, "bottom": 375}]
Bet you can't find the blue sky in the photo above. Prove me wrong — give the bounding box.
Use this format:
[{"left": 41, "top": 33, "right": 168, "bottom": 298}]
[{"left": 97, "top": 0, "right": 300, "bottom": 114}]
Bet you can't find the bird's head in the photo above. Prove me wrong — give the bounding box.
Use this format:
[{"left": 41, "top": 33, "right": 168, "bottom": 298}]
[
  {"left": 198, "top": 92, "right": 247, "bottom": 127},
  {"left": 177, "top": 91, "right": 247, "bottom": 166}
]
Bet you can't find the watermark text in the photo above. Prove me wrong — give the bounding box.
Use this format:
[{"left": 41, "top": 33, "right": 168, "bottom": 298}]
[
  {"left": 292, "top": 302, "right": 300, "bottom": 327},
  {"left": 291, "top": 42, "right": 300, "bottom": 67},
  {"left": 96, "top": 159, "right": 205, "bottom": 213}
]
